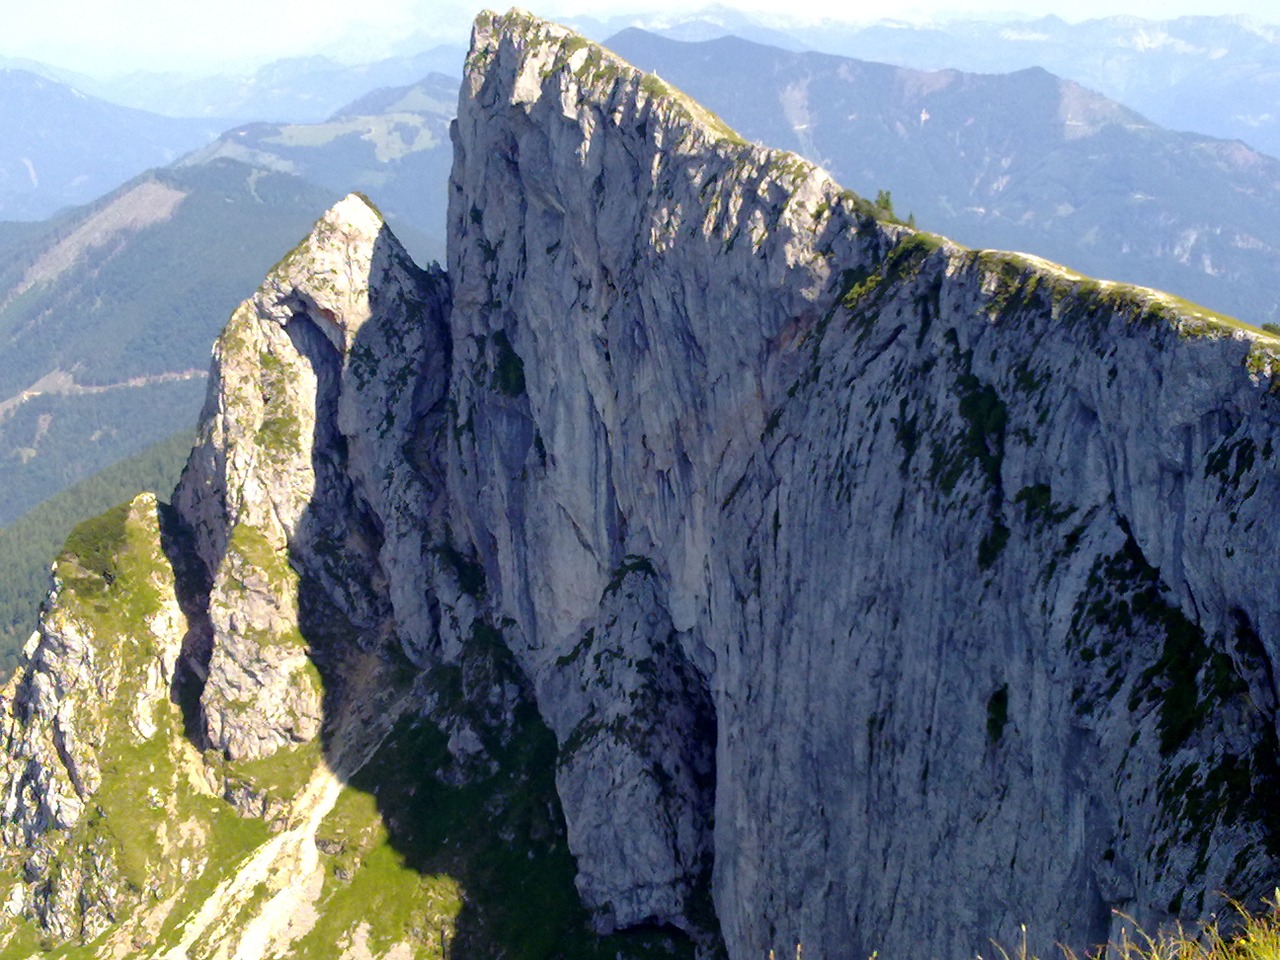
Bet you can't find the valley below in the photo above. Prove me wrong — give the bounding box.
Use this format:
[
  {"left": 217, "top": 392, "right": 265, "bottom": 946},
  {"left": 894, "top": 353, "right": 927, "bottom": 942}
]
[{"left": 1, "top": 8, "right": 1280, "bottom": 960}]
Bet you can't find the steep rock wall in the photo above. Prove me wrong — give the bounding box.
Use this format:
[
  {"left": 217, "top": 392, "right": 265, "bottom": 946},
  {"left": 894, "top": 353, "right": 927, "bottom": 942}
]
[
  {"left": 3, "top": 10, "right": 1280, "bottom": 960},
  {"left": 174, "top": 194, "right": 450, "bottom": 759},
  {"left": 445, "top": 12, "right": 1280, "bottom": 959},
  {"left": 0, "top": 197, "right": 456, "bottom": 953}
]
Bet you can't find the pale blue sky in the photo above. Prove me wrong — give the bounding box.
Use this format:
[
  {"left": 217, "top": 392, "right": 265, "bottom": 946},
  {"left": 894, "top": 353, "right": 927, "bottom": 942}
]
[{"left": 4, "top": 0, "right": 1277, "bottom": 75}]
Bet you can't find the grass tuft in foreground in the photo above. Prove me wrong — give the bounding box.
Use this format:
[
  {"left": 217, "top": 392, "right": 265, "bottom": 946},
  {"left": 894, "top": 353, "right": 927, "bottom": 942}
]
[{"left": 987, "top": 901, "right": 1280, "bottom": 960}]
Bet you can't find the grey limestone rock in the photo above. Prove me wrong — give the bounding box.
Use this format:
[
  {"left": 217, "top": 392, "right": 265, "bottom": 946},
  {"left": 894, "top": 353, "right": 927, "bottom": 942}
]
[
  {"left": 0, "top": 493, "right": 186, "bottom": 940},
  {"left": 445, "top": 11, "right": 1280, "bottom": 958},
  {"left": 174, "top": 193, "right": 450, "bottom": 760},
  {"left": 6, "top": 9, "right": 1280, "bottom": 960}
]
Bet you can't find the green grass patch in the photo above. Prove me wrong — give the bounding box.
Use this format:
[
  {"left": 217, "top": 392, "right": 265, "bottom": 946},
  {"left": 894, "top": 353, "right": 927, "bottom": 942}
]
[
  {"left": 293, "top": 786, "right": 463, "bottom": 958},
  {"left": 226, "top": 521, "right": 296, "bottom": 597},
  {"left": 0, "top": 428, "right": 192, "bottom": 678},
  {"left": 56, "top": 495, "right": 172, "bottom": 649},
  {"left": 312, "top": 624, "right": 705, "bottom": 960},
  {"left": 91, "top": 727, "right": 179, "bottom": 889},
  {"left": 223, "top": 739, "right": 322, "bottom": 806}
]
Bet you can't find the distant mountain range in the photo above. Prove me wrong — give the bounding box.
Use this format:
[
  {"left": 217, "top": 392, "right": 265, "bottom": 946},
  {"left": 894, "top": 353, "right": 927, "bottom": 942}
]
[
  {"left": 0, "top": 69, "right": 228, "bottom": 219},
  {"left": 574, "top": 11, "right": 1280, "bottom": 160},
  {"left": 180, "top": 73, "right": 458, "bottom": 263},
  {"left": 566, "top": 3, "right": 806, "bottom": 50},
  {"left": 25, "top": 48, "right": 467, "bottom": 124},
  {"left": 606, "top": 28, "right": 1280, "bottom": 326},
  {"left": 0, "top": 159, "right": 337, "bottom": 526},
  {"left": 782, "top": 15, "right": 1280, "bottom": 161}
]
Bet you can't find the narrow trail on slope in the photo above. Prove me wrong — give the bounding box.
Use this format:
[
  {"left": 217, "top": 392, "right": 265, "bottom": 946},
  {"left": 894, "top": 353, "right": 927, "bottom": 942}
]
[
  {"left": 0, "top": 368, "right": 208, "bottom": 420},
  {"left": 156, "top": 650, "right": 419, "bottom": 960}
]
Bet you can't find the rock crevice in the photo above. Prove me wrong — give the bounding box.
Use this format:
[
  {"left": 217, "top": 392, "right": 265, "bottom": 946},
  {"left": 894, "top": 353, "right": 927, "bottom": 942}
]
[{"left": 3, "top": 10, "right": 1280, "bottom": 960}]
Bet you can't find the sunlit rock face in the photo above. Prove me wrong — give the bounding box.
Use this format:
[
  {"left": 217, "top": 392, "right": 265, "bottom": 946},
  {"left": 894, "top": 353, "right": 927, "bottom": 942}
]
[
  {"left": 446, "top": 11, "right": 1280, "bottom": 959},
  {"left": 0, "top": 197, "right": 454, "bottom": 947},
  {"left": 173, "top": 193, "right": 451, "bottom": 762},
  {"left": 4, "top": 9, "right": 1280, "bottom": 960},
  {"left": 0, "top": 494, "right": 191, "bottom": 941}
]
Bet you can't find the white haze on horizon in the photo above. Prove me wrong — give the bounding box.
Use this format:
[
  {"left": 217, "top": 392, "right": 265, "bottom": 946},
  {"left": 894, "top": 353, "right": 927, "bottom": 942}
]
[{"left": 2, "top": 0, "right": 1277, "bottom": 77}]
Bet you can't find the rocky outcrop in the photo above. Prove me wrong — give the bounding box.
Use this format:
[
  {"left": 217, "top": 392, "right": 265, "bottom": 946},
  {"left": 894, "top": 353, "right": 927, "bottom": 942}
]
[
  {"left": 446, "top": 11, "right": 1280, "bottom": 959},
  {"left": 174, "top": 193, "right": 449, "bottom": 760},
  {"left": 4, "top": 9, "right": 1280, "bottom": 960},
  {"left": 0, "top": 197, "right": 458, "bottom": 957},
  {"left": 0, "top": 494, "right": 188, "bottom": 941}
]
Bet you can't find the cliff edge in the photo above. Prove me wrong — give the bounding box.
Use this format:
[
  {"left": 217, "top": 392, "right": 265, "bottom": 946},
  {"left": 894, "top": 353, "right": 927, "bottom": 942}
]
[{"left": 2, "top": 9, "right": 1280, "bottom": 960}]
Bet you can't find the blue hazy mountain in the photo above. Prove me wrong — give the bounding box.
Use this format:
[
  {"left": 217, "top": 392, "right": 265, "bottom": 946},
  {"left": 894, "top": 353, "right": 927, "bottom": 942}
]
[
  {"left": 0, "top": 69, "right": 228, "bottom": 220},
  {"left": 607, "top": 27, "right": 1280, "bottom": 326},
  {"left": 180, "top": 73, "right": 457, "bottom": 263},
  {"left": 77, "top": 48, "right": 466, "bottom": 123},
  {"left": 655, "top": 13, "right": 1280, "bottom": 159}
]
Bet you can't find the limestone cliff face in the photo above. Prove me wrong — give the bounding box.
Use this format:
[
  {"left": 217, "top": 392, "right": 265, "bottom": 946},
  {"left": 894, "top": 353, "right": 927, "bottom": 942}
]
[
  {"left": 4, "top": 9, "right": 1280, "bottom": 960},
  {"left": 446, "top": 11, "right": 1280, "bottom": 959},
  {"left": 174, "top": 193, "right": 450, "bottom": 760},
  {"left": 0, "top": 197, "right": 455, "bottom": 958}
]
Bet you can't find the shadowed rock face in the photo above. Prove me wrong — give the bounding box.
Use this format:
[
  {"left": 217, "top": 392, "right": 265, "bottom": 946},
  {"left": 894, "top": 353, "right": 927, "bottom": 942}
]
[
  {"left": 4, "top": 9, "right": 1280, "bottom": 960},
  {"left": 173, "top": 193, "right": 451, "bottom": 762}
]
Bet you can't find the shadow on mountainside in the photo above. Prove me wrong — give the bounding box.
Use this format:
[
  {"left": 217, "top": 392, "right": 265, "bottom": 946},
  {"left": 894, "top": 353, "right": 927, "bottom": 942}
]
[{"left": 157, "top": 224, "right": 703, "bottom": 960}]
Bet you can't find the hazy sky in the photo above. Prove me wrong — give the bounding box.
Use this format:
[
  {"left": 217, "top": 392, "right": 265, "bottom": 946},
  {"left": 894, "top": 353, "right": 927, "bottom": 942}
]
[{"left": 3, "top": 0, "right": 1277, "bottom": 75}]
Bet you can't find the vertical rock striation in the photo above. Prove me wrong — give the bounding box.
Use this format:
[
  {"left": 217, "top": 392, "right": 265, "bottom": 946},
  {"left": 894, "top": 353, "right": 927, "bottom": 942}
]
[
  {"left": 446, "top": 11, "right": 1280, "bottom": 959},
  {"left": 4, "top": 9, "right": 1280, "bottom": 960},
  {"left": 174, "top": 193, "right": 450, "bottom": 760},
  {"left": 0, "top": 195, "right": 453, "bottom": 949}
]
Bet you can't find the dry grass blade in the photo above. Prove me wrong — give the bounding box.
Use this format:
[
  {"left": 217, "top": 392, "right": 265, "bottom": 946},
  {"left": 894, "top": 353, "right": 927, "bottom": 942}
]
[{"left": 978, "top": 901, "right": 1280, "bottom": 960}]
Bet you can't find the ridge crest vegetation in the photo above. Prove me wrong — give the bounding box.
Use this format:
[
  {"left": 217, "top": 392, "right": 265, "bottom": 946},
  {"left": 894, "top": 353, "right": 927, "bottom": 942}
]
[{"left": 2, "top": 9, "right": 1280, "bottom": 960}]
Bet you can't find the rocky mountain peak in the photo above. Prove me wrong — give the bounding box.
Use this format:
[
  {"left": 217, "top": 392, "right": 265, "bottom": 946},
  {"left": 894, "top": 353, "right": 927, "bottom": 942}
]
[
  {"left": 468, "top": 8, "right": 752, "bottom": 154},
  {"left": 172, "top": 188, "right": 449, "bottom": 762},
  {"left": 3, "top": 10, "right": 1280, "bottom": 960},
  {"left": 261, "top": 191, "right": 391, "bottom": 355}
]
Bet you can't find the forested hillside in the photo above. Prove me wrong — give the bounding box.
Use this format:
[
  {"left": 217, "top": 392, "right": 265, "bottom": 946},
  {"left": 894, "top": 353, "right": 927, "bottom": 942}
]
[{"left": 0, "top": 159, "right": 337, "bottom": 526}]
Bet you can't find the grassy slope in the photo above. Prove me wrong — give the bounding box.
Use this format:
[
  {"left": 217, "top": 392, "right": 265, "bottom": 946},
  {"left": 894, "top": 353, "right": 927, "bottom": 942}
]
[
  {"left": 0, "top": 602, "right": 705, "bottom": 958},
  {"left": 0, "top": 428, "right": 193, "bottom": 677}
]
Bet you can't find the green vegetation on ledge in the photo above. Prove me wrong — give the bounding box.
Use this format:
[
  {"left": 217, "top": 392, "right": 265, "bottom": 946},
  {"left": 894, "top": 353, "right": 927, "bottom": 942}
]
[
  {"left": 0, "top": 495, "right": 276, "bottom": 952},
  {"left": 277, "top": 620, "right": 708, "bottom": 960},
  {"left": 992, "top": 901, "right": 1280, "bottom": 960},
  {"left": 971, "top": 249, "right": 1280, "bottom": 371},
  {"left": 0, "top": 427, "right": 192, "bottom": 675}
]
